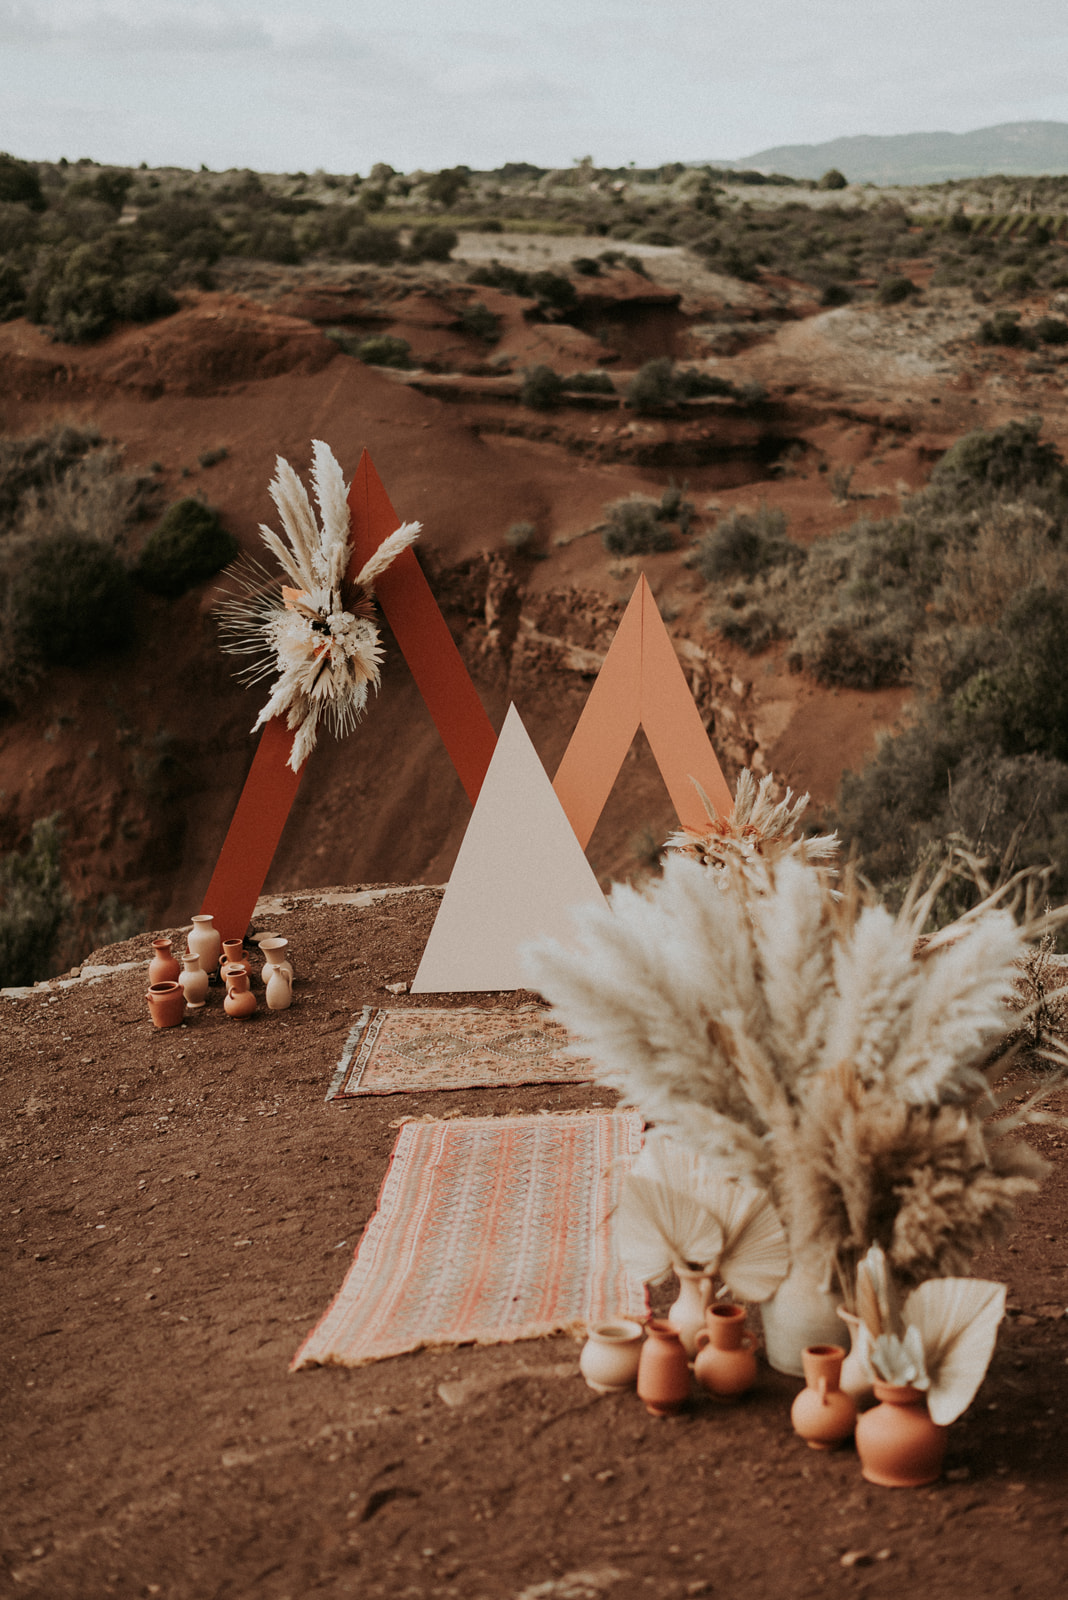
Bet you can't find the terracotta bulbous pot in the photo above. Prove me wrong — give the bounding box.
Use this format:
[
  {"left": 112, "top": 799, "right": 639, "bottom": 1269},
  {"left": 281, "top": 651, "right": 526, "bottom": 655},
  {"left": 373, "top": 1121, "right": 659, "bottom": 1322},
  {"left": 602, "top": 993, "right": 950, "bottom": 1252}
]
[
  {"left": 790, "top": 1344, "right": 857, "bottom": 1450},
  {"left": 187, "top": 915, "right": 222, "bottom": 975},
  {"left": 148, "top": 938, "right": 181, "bottom": 986},
  {"left": 580, "top": 1320, "right": 645, "bottom": 1394},
  {"left": 180, "top": 953, "right": 210, "bottom": 1010},
  {"left": 855, "top": 1383, "right": 946, "bottom": 1487},
  {"left": 694, "top": 1302, "right": 758, "bottom": 1400},
  {"left": 146, "top": 980, "right": 186, "bottom": 1029},
  {"left": 637, "top": 1318, "right": 690, "bottom": 1417},
  {"left": 223, "top": 967, "right": 257, "bottom": 1018}
]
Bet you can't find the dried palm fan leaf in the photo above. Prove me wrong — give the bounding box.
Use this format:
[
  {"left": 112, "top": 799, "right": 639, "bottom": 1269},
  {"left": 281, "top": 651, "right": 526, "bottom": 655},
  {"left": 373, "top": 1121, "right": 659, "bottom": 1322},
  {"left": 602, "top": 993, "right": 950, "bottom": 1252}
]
[
  {"left": 614, "top": 1173, "right": 724, "bottom": 1282},
  {"left": 903, "top": 1277, "right": 1006, "bottom": 1426},
  {"left": 216, "top": 440, "right": 419, "bottom": 772},
  {"left": 628, "top": 1132, "right": 788, "bottom": 1300}
]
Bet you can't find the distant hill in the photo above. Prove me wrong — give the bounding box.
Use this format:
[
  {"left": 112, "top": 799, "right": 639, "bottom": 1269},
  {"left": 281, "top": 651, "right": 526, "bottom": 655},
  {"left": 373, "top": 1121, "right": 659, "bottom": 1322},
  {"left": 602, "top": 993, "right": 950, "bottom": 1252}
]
[{"left": 704, "top": 122, "right": 1068, "bottom": 186}]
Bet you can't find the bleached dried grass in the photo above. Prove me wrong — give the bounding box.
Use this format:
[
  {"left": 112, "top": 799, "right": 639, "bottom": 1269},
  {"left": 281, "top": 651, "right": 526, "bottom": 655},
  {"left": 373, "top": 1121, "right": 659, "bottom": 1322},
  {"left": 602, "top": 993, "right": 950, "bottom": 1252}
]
[{"left": 527, "top": 852, "right": 1064, "bottom": 1300}]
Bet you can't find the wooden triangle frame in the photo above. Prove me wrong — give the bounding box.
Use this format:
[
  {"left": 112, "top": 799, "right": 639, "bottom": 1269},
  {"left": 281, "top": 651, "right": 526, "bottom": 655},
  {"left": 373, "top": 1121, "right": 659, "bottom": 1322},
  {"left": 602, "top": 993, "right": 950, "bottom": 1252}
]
[
  {"left": 198, "top": 451, "right": 497, "bottom": 939},
  {"left": 552, "top": 574, "right": 732, "bottom": 849}
]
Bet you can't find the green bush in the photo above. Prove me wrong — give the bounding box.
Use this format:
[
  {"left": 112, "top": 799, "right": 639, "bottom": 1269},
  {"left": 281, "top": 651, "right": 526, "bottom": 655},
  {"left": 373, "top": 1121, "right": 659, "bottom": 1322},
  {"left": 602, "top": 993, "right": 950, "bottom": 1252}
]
[
  {"left": 562, "top": 369, "right": 616, "bottom": 394},
  {"left": 355, "top": 335, "right": 411, "bottom": 368},
  {"left": 601, "top": 495, "right": 675, "bottom": 556},
  {"left": 136, "top": 498, "right": 238, "bottom": 597},
  {"left": 529, "top": 270, "right": 578, "bottom": 316},
  {"left": 625, "top": 358, "right": 738, "bottom": 412},
  {"left": 876, "top": 275, "right": 917, "bottom": 305},
  {"left": 457, "top": 301, "right": 500, "bottom": 341},
  {"left": 0, "top": 152, "right": 46, "bottom": 211},
  {"left": 405, "top": 225, "right": 457, "bottom": 263},
  {"left": 1035, "top": 316, "right": 1068, "bottom": 346},
  {"left": 995, "top": 266, "right": 1035, "bottom": 295},
  {"left": 978, "top": 309, "right": 1026, "bottom": 346},
  {"left": 520, "top": 364, "right": 564, "bottom": 410},
  {"left": 7, "top": 534, "right": 135, "bottom": 663},
  {"left": 927, "top": 415, "right": 1068, "bottom": 509},
  {"left": 0, "top": 816, "right": 73, "bottom": 987},
  {"left": 342, "top": 225, "right": 402, "bottom": 264},
  {"left": 695, "top": 505, "right": 795, "bottom": 582},
  {"left": 821, "top": 283, "right": 853, "bottom": 307},
  {"left": 817, "top": 169, "right": 848, "bottom": 191}
]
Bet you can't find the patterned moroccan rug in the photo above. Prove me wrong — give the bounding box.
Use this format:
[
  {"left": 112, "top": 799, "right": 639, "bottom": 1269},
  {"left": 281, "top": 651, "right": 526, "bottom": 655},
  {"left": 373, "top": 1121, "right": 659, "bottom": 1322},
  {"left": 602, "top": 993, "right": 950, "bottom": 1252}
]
[
  {"left": 326, "top": 1005, "right": 592, "bottom": 1099},
  {"left": 292, "top": 1111, "right": 646, "bottom": 1369}
]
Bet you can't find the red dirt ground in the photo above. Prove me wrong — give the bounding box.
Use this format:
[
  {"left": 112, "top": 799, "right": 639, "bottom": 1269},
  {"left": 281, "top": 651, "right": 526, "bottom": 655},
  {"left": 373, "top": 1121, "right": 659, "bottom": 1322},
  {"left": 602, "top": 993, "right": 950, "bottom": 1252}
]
[{"left": 3, "top": 889, "right": 1067, "bottom": 1600}]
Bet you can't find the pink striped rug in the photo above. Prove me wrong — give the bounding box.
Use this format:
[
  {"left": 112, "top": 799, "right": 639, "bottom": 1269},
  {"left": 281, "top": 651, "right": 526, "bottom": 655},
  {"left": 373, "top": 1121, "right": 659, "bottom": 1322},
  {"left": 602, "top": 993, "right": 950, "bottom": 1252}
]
[{"left": 292, "top": 1111, "right": 646, "bottom": 1369}]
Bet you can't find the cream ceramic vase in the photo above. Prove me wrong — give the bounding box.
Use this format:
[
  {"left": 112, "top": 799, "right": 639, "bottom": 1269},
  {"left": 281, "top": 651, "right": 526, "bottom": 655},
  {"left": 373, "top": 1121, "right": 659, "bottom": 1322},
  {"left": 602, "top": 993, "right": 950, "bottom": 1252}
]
[
  {"left": 257, "top": 935, "right": 294, "bottom": 981},
  {"left": 759, "top": 1262, "right": 847, "bottom": 1377},
  {"left": 187, "top": 915, "right": 223, "bottom": 976},
  {"left": 179, "top": 953, "right": 209, "bottom": 1010},
  {"left": 579, "top": 1321, "right": 645, "bottom": 1394},
  {"left": 264, "top": 965, "right": 293, "bottom": 1011},
  {"left": 837, "top": 1309, "right": 875, "bottom": 1407},
  {"left": 668, "top": 1267, "right": 714, "bottom": 1358}
]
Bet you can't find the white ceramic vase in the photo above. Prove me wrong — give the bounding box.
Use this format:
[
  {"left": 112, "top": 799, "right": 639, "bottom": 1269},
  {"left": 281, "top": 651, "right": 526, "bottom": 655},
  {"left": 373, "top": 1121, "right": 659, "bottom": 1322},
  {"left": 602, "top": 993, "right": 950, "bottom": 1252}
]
[
  {"left": 188, "top": 914, "right": 222, "bottom": 975},
  {"left": 759, "top": 1262, "right": 847, "bottom": 1377},
  {"left": 668, "top": 1267, "right": 713, "bottom": 1358},
  {"left": 179, "top": 952, "right": 209, "bottom": 1009},
  {"left": 579, "top": 1320, "right": 645, "bottom": 1394}
]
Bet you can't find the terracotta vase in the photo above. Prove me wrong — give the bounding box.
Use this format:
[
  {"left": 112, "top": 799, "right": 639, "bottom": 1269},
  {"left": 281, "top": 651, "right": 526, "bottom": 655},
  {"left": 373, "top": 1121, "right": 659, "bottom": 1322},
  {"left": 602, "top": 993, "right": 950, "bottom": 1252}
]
[
  {"left": 179, "top": 953, "right": 210, "bottom": 1010},
  {"left": 222, "top": 940, "right": 253, "bottom": 982},
  {"left": 146, "top": 980, "right": 186, "bottom": 1029},
  {"left": 636, "top": 1318, "right": 690, "bottom": 1416},
  {"left": 148, "top": 938, "right": 181, "bottom": 986},
  {"left": 668, "top": 1267, "right": 713, "bottom": 1358},
  {"left": 693, "top": 1302, "right": 758, "bottom": 1400},
  {"left": 790, "top": 1344, "right": 857, "bottom": 1450},
  {"left": 579, "top": 1320, "right": 645, "bottom": 1394},
  {"left": 223, "top": 968, "right": 257, "bottom": 1018},
  {"left": 856, "top": 1383, "right": 946, "bottom": 1487},
  {"left": 257, "top": 935, "right": 294, "bottom": 982},
  {"left": 759, "top": 1261, "right": 847, "bottom": 1377},
  {"left": 837, "top": 1309, "right": 875, "bottom": 1408},
  {"left": 187, "top": 915, "right": 223, "bottom": 976}
]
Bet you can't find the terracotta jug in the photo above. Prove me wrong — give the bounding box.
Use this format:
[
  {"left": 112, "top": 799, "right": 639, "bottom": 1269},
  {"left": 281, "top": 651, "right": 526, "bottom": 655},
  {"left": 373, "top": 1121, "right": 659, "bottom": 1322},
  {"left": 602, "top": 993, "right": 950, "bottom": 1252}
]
[
  {"left": 146, "top": 980, "right": 186, "bottom": 1029},
  {"left": 790, "top": 1344, "right": 857, "bottom": 1450},
  {"left": 637, "top": 1318, "right": 690, "bottom": 1417},
  {"left": 148, "top": 938, "right": 181, "bottom": 986},
  {"left": 179, "top": 953, "right": 209, "bottom": 1010},
  {"left": 187, "top": 914, "right": 222, "bottom": 975},
  {"left": 668, "top": 1267, "right": 713, "bottom": 1357},
  {"left": 579, "top": 1320, "right": 645, "bottom": 1394},
  {"left": 222, "top": 940, "right": 253, "bottom": 982},
  {"left": 223, "top": 967, "right": 257, "bottom": 1018},
  {"left": 855, "top": 1383, "right": 946, "bottom": 1487},
  {"left": 694, "top": 1302, "right": 758, "bottom": 1400}
]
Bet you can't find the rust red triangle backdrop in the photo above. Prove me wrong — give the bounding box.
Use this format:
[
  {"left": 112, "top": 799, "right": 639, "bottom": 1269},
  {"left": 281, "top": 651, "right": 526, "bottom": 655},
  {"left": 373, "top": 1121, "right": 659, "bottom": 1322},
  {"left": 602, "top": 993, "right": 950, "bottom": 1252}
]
[{"left": 199, "top": 452, "right": 497, "bottom": 939}]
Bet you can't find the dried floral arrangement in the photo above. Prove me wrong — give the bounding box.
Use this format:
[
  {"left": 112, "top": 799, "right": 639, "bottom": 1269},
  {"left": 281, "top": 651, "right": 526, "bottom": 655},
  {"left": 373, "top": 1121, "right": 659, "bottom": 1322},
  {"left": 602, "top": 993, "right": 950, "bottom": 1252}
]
[
  {"left": 664, "top": 769, "right": 838, "bottom": 883},
  {"left": 217, "top": 441, "right": 419, "bottom": 771},
  {"left": 528, "top": 851, "right": 1064, "bottom": 1305},
  {"left": 852, "top": 1245, "right": 1005, "bottom": 1425}
]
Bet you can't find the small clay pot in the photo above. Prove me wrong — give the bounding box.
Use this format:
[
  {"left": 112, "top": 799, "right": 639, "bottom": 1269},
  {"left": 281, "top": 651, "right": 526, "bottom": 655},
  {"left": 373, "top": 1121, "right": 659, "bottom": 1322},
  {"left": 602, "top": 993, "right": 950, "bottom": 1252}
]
[
  {"left": 790, "top": 1344, "right": 857, "bottom": 1450},
  {"left": 694, "top": 1302, "right": 758, "bottom": 1400},
  {"left": 148, "top": 938, "right": 181, "bottom": 986},
  {"left": 146, "top": 980, "right": 186, "bottom": 1030},
  {"left": 856, "top": 1383, "right": 946, "bottom": 1487},
  {"left": 637, "top": 1318, "right": 690, "bottom": 1417},
  {"left": 223, "top": 967, "right": 257, "bottom": 1018},
  {"left": 580, "top": 1321, "right": 645, "bottom": 1394}
]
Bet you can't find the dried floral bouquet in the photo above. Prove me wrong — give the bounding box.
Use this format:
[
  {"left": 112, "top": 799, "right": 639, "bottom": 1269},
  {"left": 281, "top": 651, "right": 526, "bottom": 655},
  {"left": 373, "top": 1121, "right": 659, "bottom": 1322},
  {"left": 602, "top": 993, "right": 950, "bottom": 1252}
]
[{"left": 528, "top": 850, "right": 1065, "bottom": 1306}]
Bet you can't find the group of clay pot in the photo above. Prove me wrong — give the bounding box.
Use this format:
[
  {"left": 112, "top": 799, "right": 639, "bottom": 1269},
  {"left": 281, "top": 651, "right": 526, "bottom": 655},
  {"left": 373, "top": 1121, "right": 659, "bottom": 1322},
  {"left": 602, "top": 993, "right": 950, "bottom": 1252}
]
[
  {"left": 580, "top": 1307, "right": 945, "bottom": 1490},
  {"left": 144, "top": 913, "right": 295, "bottom": 1029}
]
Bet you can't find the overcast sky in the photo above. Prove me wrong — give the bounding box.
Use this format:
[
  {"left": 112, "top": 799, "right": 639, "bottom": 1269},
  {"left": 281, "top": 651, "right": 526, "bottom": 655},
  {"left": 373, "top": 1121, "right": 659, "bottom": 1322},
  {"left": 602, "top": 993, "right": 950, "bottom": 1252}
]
[{"left": 3, "top": 0, "right": 1068, "bottom": 174}]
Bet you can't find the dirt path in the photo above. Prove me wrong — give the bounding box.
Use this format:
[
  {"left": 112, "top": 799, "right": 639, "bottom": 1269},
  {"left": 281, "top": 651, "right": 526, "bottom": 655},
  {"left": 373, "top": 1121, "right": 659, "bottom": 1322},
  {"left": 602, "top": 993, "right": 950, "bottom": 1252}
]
[{"left": 3, "top": 890, "right": 1067, "bottom": 1600}]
